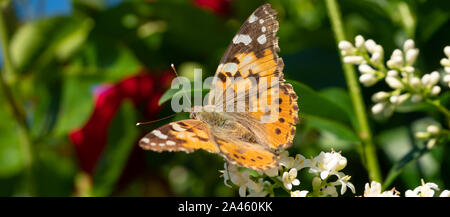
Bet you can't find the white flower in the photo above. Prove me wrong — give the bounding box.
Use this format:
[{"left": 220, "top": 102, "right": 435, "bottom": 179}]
[
  {"left": 309, "top": 151, "right": 347, "bottom": 180},
  {"left": 246, "top": 178, "right": 269, "bottom": 197},
  {"left": 330, "top": 174, "right": 355, "bottom": 195},
  {"left": 282, "top": 168, "right": 300, "bottom": 190},
  {"left": 224, "top": 164, "right": 253, "bottom": 197},
  {"left": 440, "top": 190, "right": 450, "bottom": 197},
  {"left": 291, "top": 190, "right": 309, "bottom": 197},
  {"left": 426, "top": 124, "right": 441, "bottom": 135},
  {"left": 319, "top": 185, "right": 338, "bottom": 197},
  {"left": 363, "top": 181, "right": 400, "bottom": 197},
  {"left": 279, "top": 151, "right": 310, "bottom": 170},
  {"left": 405, "top": 180, "right": 440, "bottom": 197},
  {"left": 263, "top": 167, "right": 279, "bottom": 177}
]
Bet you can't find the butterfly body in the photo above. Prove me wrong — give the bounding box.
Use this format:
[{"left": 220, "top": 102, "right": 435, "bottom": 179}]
[{"left": 139, "top": 4, "right": 299, "bottom": 171}]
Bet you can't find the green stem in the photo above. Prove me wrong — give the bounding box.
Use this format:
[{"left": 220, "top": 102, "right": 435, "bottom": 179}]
[
  {"left": 325, "top": 0, "right": 382, "bottom": 182},
  {"left": 0, "top": 5, "right": 34, "bottom": 195},
  {"left": 425, "top": 99, "right": 450, "bottom": 127}
]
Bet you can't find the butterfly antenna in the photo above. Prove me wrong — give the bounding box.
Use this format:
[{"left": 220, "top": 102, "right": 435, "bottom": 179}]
[
  {"left": 170, "top": 63, "right": 179, "bottom": 77},
  {"left": 136, "top": 113, "right": 177, "bottom": 126}
]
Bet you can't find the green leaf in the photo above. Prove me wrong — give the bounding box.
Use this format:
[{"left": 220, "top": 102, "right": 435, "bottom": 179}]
[
  {"left": 10, "top": 16, "right": 94, "bottom": 74},
  {"left": 0, "top": 96, "right": 24, "bottom": 178},
  {"left": 92, "top": 101, "right": 138, "bottom": 196},
  {"left": 306, "top": 115, "right": 359, "bottom": 143},
  {"left": 288, "top": 80, "right": 352, "bottom": 125},
  {"left": 320, "top": 87, "right": 359, "bottom": 129},
  {"left": 52, "top": 74, "right": 95, "bottom": 136}
]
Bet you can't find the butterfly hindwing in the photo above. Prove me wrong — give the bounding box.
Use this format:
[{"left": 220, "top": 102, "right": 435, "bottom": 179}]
[
  {"left": 139, "top": 119, "right": 219, "bottom": 154},
  {"left": 213, "top": 134, "right": 278, "bottom": 171}
]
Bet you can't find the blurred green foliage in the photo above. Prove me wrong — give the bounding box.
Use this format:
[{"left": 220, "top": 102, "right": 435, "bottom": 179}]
[{"left": 0, "top": 0, "right": 449, "bottom": 196}]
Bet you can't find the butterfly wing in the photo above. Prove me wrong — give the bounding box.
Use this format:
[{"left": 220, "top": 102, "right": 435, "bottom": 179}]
[
  {"left": 208, "top": 3, "right": 283, "bottom": 107},
  {"left": 139, "top": 119, "right": 219, "bottom": 154},
  {"left": 208, "top": 4, "right": 299, "bottom": 150},
  {"left": 213, "top": 134, "right": 278, "bottom": 171}
]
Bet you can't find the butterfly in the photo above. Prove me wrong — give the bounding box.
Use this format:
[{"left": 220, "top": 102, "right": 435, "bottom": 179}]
[{"left": 139, "top": 4, "right": 299, "bottom": 171}]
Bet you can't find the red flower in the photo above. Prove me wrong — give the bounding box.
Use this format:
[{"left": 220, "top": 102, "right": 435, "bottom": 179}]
[
  {"left": 192, "top": 0, "right": 232, "bottom": 16},
  {"left": 69, "top": 69, "right": 174, "bottom": 173}
]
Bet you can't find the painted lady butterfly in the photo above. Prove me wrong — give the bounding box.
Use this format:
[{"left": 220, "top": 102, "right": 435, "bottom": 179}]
[{"left": 139, "top": 4, "right": 299, "bottom": 171}]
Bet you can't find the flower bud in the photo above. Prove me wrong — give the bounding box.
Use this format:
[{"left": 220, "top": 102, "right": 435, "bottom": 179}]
[
  {"left": 372, "top": 91, "right": 390, "bottom": 102},
  {"left": 359, "top": 64, "right": 376, "bottom": 74},
  {"left": 359, "top": 73, "right": 377, "bottom": 86},
  {"left": 429, "top": 71, "right": 440, "bottom": 85},
  {"left": 343, "top": 56, "right": 364, "bottom": 64},
  {"left": 339, "top": 41, "right": 354, "bottom": 52},
  {"left": 386, "top": 76, "right": 404, "bottom": 89},
  {"left": 430, "top": 85, "right": 441, "bottom": 96},
  {"left": 406, "top": 49, "right": 419, "bottom": 66},
  {"left": 426, "top": 125, "right": 440, "bottom": 135},
  {"left": 365, "top": 39, "right": 377, "bottom": 53},
  {"left": 440, "top": 58, "right": 450, "bottom": 67},
  {"left": 355, "top": 35, "right": 365, "bottom": 49},
  {"left": 336, "top": 157, "right": 347, "bottom": 171},
  {"left": 444, "top": 74, "right": 450, "bottom": 83},
  {"left": 415, "top": 132, "right": 430, "bottom": 139},
  {"left": 370, "top": 52, "right": 382, "bottom": 64},
  {"left": 312, "top": 176, "right": 322, "bottom": 192},
  {"left": 403, "top": 39, "right": 415, "bottom": 52},
  {"left": 372, "top": 103, "right": 385, "bottom": 114},
  {"left": 444, "top": 46, "right": 450, "bottom": 58},
  {"left": 387, "top": 70, "right": 398, "bottom": 77},
  {"left": 445, "top": 67, "right": 450, "bottom": 73}
]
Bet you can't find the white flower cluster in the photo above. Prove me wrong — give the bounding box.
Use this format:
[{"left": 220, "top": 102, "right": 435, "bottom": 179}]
[
  {"left": 363, "top": 181, "right": 400, "bottom": 197},
  {"left": 363, "top": 180, "right": 450, "bottom": 197},
  {"left": 220, "top": 150, "right": 355, "bottom": 197},
  {"left": 339, "top": 35, "right": 449, "bottom": 118}
]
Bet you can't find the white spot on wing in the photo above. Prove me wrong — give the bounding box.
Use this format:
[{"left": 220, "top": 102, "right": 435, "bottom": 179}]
[
  {"left": 152, "top": 130, "right": 168, "bottom": 139},
  {"left": 261, "top": 26, "right": 266, "bottom": 32},
  {"left": 166, "top": 140, "right": 176, "bottom": 146},
  {"left": 159, "top": 143, "right": 165, "bottom": 147},
  {"left": 222, "top": 62, "right": 238, "bottom": 74},
  {"left": 233, "top": 34, "right": 252, "bottom": 45},
  {"left": 150, "top": 142, "right": 156, "bottom": 146},
  {"left": 249, "top": 14, "right": 258, "bottom": 23},
  {"left": 171, "top": 123, "right": 186, "bottom": 132},
  {"left": 259, "top": 19, "right": 264, "bottom": 24},
  {"left": 257, "top": 34, "right": 267, "bottom": 44},
  {"left": 141, "top": 138, "right": 150, "bottom": 144}
]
